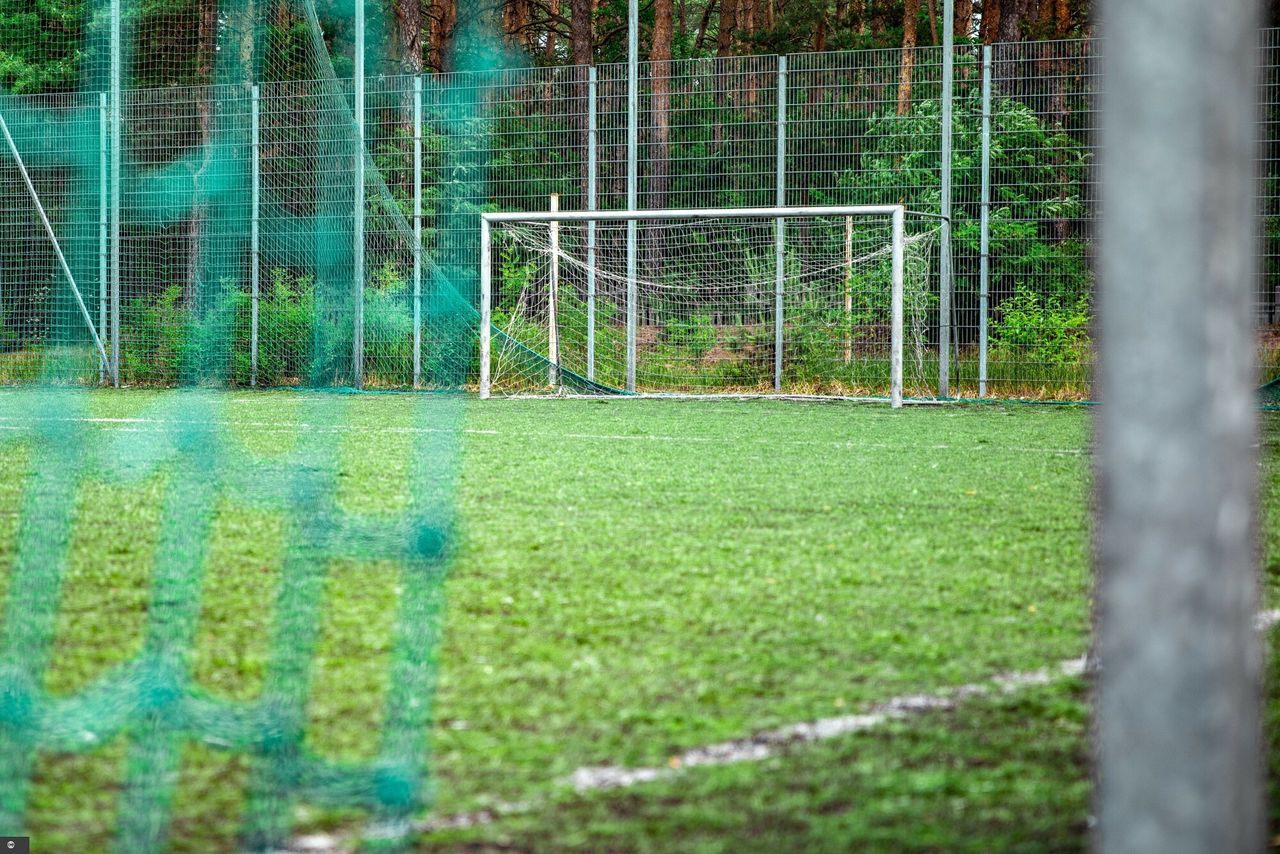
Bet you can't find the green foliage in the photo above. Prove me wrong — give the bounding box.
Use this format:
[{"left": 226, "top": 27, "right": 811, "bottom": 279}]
[
  {"left": 0, "top": 0, "right": 85, "bottom": 94},
  {"left": 120, "top": 284, "right": 189, "bottom": 384},
  {"left": 119, "top": 265, "right": 419, "bottom": 387},
  {"left": 666, "top": 313, "right": 716, "bottom": 358},
  {"left": 230, "top": 267, "right": 314, "bottom": 386},
  {"left": 830, "top": 92, "right": 1093, "bottom": 310},
  {"left": 991, "top": 286, "right": 1091, "bottom": 366}
]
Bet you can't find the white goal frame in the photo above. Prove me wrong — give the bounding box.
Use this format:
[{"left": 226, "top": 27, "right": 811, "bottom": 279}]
[{"left": 479, "top": 204, "right": 908, "bottom": 407}]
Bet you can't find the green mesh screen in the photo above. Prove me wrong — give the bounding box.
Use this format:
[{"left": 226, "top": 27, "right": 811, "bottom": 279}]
[{"left": 0, "top": 0, "right": 511, "bottom": 849}]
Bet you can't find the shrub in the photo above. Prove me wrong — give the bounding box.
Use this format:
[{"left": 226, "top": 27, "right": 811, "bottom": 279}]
[
  {"left": 666, "top": 314, "right": 716, "bottom": 359},
  {"left": 120, "top": 285, "right": 189, "bottom": 384},
  {"left": 991, "top": 287, "right": 1091, "bottom": 366}
]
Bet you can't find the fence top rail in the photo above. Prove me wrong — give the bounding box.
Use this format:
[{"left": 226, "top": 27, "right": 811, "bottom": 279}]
[{"left": 482, "top": 204, "right": 906, "bottom": 224}]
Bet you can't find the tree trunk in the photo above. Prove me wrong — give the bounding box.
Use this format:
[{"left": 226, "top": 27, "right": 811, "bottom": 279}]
[
  {"left": 896, "top": 0, "right": 920, "bottom": 115},
  {"left": 996, "top": 0, "right": 1041, "bottom": 43},
  {"left": 503, "top": 0, "right": 535, "bottom": 52},
  {"left": 980, "top": 0, "right": 1001, "bottom": 43},
  {"left": 392, "top": 0, "right": 425, "bottom": 73},
  {"left": 186, "top": 0, "right": 219, "bottom": 312},
  {"left": 571, "top": 0, "right": 593, "bottom": 204},
  {"left": 544, "top": 0, "right": 560, "bottom": 62},
  {"left": 717, "top": 0, "right": 737, "bottom": 57},
  {"left": 570, "top": 0, "right": 594, "bottom": 65},
  {"left": 650, "top": 0, "right": 674, "bottom": 211},
  {"left": 869, "top": 0, "right": 887, "bottom": 39},
  {"left": 427, "top": 0, "right": 458, "bottom": 73},
  {"left": 694, "top": 0, "right": 717, "bottom": 51},
  {"left": 955, "top": 0, "right": 975, "bottom": 40}
]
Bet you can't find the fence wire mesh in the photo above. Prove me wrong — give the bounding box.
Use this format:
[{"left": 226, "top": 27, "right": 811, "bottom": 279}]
[{"left": 1, "top": 28, "right": 1278, "bottom": 397}]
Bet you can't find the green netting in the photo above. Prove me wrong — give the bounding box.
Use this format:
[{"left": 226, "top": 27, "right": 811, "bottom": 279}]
[
  {"left": 1262, "top": 376, "right": 1280, "bottom": 405},
  {"left": 0, "top": 0, "right": 589, "bottom": 395},
  {"left": 0, "top": 0, "right": 522, "bottom": 849}
]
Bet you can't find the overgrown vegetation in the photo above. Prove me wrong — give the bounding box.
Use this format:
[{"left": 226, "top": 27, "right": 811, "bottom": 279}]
[{"left": 112, "top": 265, "right": 419, "bottom": 387}]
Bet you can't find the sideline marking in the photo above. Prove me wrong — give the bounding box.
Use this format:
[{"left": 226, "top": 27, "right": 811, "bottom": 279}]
[{"left": 0, "top": 415, "right": 1087, "bottom": 456}]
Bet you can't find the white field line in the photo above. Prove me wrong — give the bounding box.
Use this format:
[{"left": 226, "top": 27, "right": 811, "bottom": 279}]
[
  {"left": 286, "top": 610, "right": 1280, "bottom": 852},
  {"left": 285, "top": 656, "right": 1090, "bottom": 852},
  {"left": 564, "top": 655, "right": 1089, "bottom": 793},
  {"left": 0, "top": 415, "right": 1087, "bottom": 456}
]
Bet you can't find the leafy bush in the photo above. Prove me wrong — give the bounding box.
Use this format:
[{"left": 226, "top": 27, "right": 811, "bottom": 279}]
[
  {"left": 826, "top": 92, "right": 1094, "bottom": 312},
  {"left": 666, "top": 314, "right": 716, "bottom": 359},
  {"left": 121, "top": 285, "right": 190, "bottom": 384},
  {"left": 230, "top": 268, "right": 315, "bottom": 386},
  {"left": 117, "top": 263, "right": 419, "bottom": 387},
  {"left": 991, "top": 287, "right": 1091, "bottom": 366}
]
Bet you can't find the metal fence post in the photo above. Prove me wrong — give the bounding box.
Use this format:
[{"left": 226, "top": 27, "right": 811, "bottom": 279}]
[
  {"left": 938, "top": 0, "right": 954, "bottom": 398},
  {"left": 98, "top": 92, "right": 108, "bottom": 385},
  {"left": 250, "top": 85, "right": 260, "bottom": 387},
  {"left": 587, "top": 65, "right": 598, "bottom": 383},
  {"left": 891, "top": 206, "right": 904, "bottom": 409},
  {"left": 548, "top": 193, "right": 560, "bottom": 388},
  {"left": 413, "top": 74, "right": 423, "bottom": 388},
  {"left": 774, "top": 56, "right": 788, "bottom": 393},
  {"left": 625, "top": 0, "right": 639, "bottom": 392},
  {"left": 979, "top": 46, "right": 992, "bottom": 398},
  {"left": 109, "top": 0, "right": 121, "bottom": 386},
  {"left": 844, "top": 216, "right": 853, "bottom": 365},
  {"left": 352, "top": 0, "right": 365, "bottom": 388},
  {"left": 1096, "top": 0, "right": 1262, "bottom": 850},
  {"left": 479, "top": 217, "right": 492, "bottom": 399}
]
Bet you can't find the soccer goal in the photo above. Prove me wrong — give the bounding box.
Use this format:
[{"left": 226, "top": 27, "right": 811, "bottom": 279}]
[{"left": 479, "top": 205, "right": 940, "bottom": 407}]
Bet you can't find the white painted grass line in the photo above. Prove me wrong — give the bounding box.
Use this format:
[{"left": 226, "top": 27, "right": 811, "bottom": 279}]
[
  {"left": 286, "top": 610, "right": 1280, "bottom": 852},
  {"left": 281, "top": 657, "right": 1090, "bottom": 852},
  {"left": 0, "top": 415, "right": 1087, "bottom": 456},
  {"left": 565, "top": 655, "right": 1089, "bottom": 793}
]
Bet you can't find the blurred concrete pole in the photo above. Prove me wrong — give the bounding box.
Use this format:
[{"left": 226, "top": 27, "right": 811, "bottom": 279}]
[{"left": 1096, "top": 1, "right": 1263, "bottom": 852}]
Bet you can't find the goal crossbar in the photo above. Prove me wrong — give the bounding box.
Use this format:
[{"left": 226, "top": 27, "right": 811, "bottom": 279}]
[
  {"left": 479, "top": 204, "right": 907, "bottom": 407},
  {"left": 481, "top": 204, "right": 906, "bottom": 225}
]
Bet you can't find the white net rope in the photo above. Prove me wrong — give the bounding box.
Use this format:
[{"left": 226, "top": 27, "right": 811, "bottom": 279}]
[{"left": 489, "top": 214, "right": 940, "bottom": 397}]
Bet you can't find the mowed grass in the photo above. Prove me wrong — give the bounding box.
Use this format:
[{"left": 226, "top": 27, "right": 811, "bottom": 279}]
[{"left": 0, "top": 392, "right": 1269, "bottom": 850}]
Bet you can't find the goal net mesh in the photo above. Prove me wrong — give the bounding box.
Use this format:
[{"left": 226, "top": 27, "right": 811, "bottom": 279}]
[{"left": 487, "top": 214, "right": 940, "bottom": 398}]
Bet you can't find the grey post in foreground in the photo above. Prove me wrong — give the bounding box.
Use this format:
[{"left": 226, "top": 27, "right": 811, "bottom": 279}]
[{"left": 1095, "top": 0, "right": 1262, "bottom": 851}]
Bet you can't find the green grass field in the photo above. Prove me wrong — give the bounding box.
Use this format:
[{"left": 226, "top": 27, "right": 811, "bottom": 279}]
[{"left": 0, "top": 393, "right": 1275, "bottom": 851}]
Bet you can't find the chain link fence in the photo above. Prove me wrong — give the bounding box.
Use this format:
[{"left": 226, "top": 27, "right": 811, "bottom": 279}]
[{"left": 1, "top": 33, "right": 1276, "bottom": 397}]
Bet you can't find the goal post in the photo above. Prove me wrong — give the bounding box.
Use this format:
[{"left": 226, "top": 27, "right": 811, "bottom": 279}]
[{"left": 480, "top": 204, "right": 925, "bottom": 407}]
